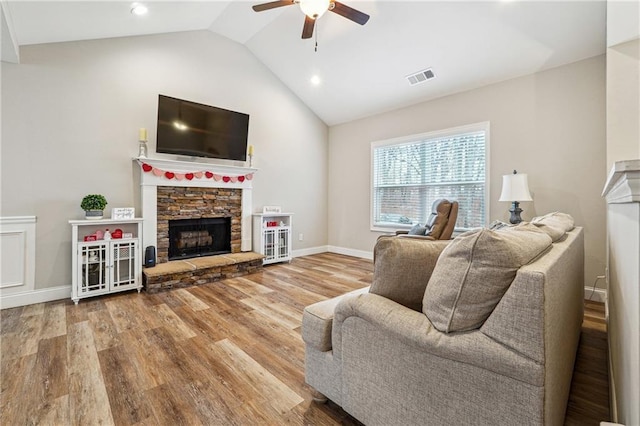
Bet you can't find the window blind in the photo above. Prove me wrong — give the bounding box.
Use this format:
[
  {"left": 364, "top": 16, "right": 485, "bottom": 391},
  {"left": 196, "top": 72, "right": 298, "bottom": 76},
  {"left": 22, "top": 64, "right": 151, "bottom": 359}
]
[{"left": 372, "top": 128, "right": 487, "bottom": 230}]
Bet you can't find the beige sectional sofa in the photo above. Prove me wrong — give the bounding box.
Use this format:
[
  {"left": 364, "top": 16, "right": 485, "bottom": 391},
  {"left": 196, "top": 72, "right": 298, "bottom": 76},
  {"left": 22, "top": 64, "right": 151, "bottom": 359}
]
[{"left": 303, "top": 221, "right": 584, "bottom": 425}]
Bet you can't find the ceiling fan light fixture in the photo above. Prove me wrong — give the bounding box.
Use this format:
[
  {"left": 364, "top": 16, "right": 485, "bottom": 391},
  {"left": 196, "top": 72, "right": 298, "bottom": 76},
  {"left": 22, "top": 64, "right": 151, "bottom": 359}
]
[{"left": 299, "top": 0, "right": 330, "bottom": 19}]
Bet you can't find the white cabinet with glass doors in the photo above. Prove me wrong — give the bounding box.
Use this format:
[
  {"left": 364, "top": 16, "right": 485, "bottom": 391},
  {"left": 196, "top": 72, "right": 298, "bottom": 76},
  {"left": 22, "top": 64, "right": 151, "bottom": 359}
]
[
  {"left": 252, "top": 213, "right": 292, "bottom": 265},
  {"left": 69, "top": 218, "right": 143, "bottom": 304}
]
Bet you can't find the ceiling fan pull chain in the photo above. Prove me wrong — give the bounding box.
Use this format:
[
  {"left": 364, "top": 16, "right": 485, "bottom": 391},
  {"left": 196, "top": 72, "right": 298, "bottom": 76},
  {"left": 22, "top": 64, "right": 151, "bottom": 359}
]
[{"left": 315, "top": 21, "right": 319, "bottom": 52}]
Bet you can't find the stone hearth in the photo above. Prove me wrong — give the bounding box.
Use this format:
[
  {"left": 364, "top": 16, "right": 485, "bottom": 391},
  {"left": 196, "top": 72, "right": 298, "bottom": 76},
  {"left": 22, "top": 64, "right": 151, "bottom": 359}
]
[{"left": 143, "top": 252, "right": 264, "bottom": 293}]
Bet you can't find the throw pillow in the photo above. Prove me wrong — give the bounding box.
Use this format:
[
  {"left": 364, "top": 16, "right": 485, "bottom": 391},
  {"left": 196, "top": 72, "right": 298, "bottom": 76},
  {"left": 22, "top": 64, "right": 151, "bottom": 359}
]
[
  {"left": 370, "top": 237, "right": 450, "bottom": 312},
  {"left": 423, "top": 225, "right": 552, "bottom": 333},
  {"left": 531, "top": 212, "right": 575, "bottom": 242},
  {"left": 408, "top": 223, "right": 427, "bottom": 236}
]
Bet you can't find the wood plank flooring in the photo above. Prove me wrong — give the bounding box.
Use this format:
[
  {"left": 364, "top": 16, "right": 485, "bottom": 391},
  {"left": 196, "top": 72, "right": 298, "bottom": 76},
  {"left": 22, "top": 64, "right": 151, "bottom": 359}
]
[
  {"left": 1, "top": 253, "right": 609, "bottom": 425},
  {"left": 565, "top": 300, "right": 610, "bottom": 424}
]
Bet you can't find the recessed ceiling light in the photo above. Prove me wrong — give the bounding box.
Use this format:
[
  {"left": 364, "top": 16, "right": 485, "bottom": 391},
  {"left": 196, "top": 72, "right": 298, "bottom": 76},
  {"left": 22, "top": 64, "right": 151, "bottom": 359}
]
[
  {"left": 131, "top": 3, "right": 148, "bottom": 16},
  {"left": 310, "top": 75, "right": 321, "bottom": 86}
]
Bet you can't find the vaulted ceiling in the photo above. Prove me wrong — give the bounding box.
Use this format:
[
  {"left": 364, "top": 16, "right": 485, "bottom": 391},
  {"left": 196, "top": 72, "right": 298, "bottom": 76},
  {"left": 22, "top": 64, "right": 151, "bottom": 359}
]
[{"left": 1, "top": 1, "right": 606, "bottom": 125}]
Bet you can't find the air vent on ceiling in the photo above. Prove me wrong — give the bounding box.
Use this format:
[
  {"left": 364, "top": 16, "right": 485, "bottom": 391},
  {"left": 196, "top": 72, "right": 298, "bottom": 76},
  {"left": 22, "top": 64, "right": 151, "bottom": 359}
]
[{"left": 406, "top": 68, "right": 436, "bottom": 86}]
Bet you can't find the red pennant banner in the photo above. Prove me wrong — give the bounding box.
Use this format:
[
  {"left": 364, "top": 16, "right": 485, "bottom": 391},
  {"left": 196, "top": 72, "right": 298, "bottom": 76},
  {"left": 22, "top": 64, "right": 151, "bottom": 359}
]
[{"left": 138, "top": 161, "right": 252, "bottom": 184}]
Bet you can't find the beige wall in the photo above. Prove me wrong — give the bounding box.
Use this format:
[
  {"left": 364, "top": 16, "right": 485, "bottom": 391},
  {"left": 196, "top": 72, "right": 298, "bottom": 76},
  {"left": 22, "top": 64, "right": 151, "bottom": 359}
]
[
  {"left": 1, "top": 30, "right": 329, "bottom": 290},
  {"left": 606, "top": 38, "right": 640, "bottom": 169},
  {"left": 328, "top": 56, "right": 607, "bottom": 288}
]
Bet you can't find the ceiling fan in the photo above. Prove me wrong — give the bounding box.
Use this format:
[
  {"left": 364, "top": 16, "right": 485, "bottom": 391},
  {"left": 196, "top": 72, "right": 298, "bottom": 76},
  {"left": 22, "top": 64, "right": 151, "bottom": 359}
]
[{"left": 252, "top": 0, "right": 370, "bottom": 39}]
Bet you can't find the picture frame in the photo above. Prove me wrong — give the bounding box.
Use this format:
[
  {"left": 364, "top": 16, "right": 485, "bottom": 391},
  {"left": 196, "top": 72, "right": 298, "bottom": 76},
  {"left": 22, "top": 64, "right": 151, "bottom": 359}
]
[
  {"left": 111, "top": 207, "right": 135, "bottom": 220},
  {"left": 263, "top": 206, "right": 282, "bottom": 214}
]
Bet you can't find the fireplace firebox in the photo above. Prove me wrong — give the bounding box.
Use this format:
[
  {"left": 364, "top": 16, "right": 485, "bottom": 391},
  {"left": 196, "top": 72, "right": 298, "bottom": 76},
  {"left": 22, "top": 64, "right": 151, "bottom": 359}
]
[{"left": 168, "top": 217, "right": 231, "bottom": 260}]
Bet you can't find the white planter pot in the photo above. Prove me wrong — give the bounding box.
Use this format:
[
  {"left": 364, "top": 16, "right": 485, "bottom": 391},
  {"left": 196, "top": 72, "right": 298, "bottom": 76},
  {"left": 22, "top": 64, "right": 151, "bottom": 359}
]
[{"left": 85, "top": 210, "right": 104, "bottom": 220}]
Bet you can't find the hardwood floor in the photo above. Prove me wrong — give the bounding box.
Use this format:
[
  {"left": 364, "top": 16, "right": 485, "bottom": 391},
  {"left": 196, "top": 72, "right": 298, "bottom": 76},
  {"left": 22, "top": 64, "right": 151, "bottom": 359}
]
[
  {"left": 1, "top": 253, "right": 609, "bottom": 425},
  {"left": 565, "top": 300, "right": 610, "bottom": 425}
]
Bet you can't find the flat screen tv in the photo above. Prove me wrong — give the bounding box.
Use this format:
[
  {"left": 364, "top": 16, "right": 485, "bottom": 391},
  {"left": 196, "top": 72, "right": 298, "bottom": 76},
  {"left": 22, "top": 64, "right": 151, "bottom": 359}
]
[{"left": 156, "top": 95, "right": 249, "bottom": 161}]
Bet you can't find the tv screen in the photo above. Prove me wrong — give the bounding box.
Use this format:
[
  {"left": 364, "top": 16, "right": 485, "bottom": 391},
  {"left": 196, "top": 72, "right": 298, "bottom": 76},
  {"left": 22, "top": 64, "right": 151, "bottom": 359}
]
[{"left": 156, "top": 95, "right": 249, "bottom": 161}]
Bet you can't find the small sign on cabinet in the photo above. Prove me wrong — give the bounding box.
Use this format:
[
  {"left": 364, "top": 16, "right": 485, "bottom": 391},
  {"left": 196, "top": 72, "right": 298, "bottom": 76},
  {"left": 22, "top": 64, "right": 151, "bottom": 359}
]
[{"left": 112, "top": 208, "right": 135, "bottom": 220}]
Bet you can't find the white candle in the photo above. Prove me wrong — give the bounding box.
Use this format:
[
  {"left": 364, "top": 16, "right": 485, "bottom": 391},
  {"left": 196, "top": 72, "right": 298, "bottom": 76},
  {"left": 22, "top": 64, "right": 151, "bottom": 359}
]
[
  {"left": 139, "top": 128, "right": 147, "bottom": 141},
  {"left": 248, "top": 144, "right": 254, "bottom": 156}
]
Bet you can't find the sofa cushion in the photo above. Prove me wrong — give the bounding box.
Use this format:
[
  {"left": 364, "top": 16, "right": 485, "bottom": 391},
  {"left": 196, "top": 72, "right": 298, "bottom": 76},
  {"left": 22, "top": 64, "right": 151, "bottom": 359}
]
[
  {"left": 370, "top": 237, "right": 450, "bottom": 311},
  {"left": 531, "top": 212, "right": 575, "bottom": 242},
  {"left": 423, "top": 224, "right": 552, "bottom": 333}
]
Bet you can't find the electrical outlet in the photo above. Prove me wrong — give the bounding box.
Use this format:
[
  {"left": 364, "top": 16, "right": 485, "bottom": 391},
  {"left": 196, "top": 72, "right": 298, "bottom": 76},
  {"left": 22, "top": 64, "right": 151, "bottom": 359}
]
[{"left": 299, "top": 233, "right": 304, "bottom": 241}]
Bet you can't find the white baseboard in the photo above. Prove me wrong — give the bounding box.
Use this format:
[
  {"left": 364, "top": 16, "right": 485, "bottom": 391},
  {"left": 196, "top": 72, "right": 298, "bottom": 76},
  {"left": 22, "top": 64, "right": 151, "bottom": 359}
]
[
  {"left": 0, "top": 285, "right": 71, "bottom": 309},
  {"left": 584, "top": 286, "right": 607, "bottom": 303},
  {"left": 292, "top": 245, "right": 374, "bottom": 260},
  {"left": 327, "top": 245, "right": 373, "bottom": 260},
  {"left": 291, "top": 245, "right": 374, "bottom": 260},
  {"left": 292, "top": 245, "right": 330, "bottom": 258}
]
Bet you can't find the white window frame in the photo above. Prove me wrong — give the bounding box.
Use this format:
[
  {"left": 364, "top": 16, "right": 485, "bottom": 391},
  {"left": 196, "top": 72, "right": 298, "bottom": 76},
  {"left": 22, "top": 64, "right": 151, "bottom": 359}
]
[{"left": 370, "top": 121, "right": 490, "bottom": 232}]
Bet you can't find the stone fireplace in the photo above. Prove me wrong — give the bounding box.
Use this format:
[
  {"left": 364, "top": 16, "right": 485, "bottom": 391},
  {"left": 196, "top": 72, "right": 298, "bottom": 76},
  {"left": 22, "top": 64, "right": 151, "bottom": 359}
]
[
  {"left": 136, "top": 157, "right": 262, "bottom": 292},
  {"left": 156, "top": 186, "right": 241, "bottom": 263},
  {"left": 137, "top": 157, "right": 256, "bottom": 258}
]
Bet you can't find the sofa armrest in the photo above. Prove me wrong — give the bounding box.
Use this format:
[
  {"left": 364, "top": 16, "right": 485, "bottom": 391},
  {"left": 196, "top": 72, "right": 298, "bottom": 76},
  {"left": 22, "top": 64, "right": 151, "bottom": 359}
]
[
  {"left": 481, "top": 227, "right": 584, "bottom": 364},
  {"left": 302, "top": 287, "right": 370, "bottom": 352},
  {"left": 396, "top": 234, "right": 436, "bottom": 241},
  {"left": 332, "top": 293, "right": 544, "bottom": 386},
  {"left": 394, "top": 230, "right": 436, "bottom": 240}
]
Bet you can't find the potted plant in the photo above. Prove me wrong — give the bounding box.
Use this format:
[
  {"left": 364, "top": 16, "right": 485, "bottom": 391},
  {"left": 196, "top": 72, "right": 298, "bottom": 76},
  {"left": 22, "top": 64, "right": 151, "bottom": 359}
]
[{"left": 81, "top": 194, "right": 108, "bottom": 219}]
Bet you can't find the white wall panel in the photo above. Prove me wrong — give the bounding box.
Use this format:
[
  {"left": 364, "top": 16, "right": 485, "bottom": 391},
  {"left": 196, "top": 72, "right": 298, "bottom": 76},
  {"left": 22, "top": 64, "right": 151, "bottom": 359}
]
[{"left": 0, "top": 216, "right": 36, "bottom": 301}]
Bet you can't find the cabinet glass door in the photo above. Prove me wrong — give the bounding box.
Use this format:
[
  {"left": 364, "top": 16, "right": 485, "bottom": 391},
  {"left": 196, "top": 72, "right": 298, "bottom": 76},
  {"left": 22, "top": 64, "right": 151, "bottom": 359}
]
[
  {"left": 79, "top": 242, "right": 108, "bottom": 294},
  {"left": 277, "top": 228, "right": 289, "bottom": 259},
  {"left": 111, "top": 240, "right": 138, "bottom": 289},
  {"left": 264, "top": 229, "right": 276, "bottom": 262}
]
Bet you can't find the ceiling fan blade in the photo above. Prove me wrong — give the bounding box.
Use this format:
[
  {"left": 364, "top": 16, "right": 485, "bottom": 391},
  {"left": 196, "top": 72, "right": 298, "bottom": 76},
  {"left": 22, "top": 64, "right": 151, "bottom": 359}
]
[
  {"left": 252, "top": 0, "right": 295, "bottom": 12},
  {"left": 330, "top": 1, "right": 369, "bottom": 25},
  {"left": 302, "top": 15, "right": 316, "bottom": 39}
]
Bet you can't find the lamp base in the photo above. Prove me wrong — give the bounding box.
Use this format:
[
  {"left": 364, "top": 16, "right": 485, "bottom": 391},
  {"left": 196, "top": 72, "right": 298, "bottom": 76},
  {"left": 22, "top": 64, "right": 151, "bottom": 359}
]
[{"left": 508, "top": 201, "right": 524, "bottom": 224}]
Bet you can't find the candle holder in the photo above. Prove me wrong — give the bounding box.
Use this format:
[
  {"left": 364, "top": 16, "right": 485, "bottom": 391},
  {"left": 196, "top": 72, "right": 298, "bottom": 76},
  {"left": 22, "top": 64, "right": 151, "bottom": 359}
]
[
  {"left": 248, "top": 153, "right": 253, "bottom": 167},
  {"left": 138, "top": 140, "right": 148, "bottom": 158}
]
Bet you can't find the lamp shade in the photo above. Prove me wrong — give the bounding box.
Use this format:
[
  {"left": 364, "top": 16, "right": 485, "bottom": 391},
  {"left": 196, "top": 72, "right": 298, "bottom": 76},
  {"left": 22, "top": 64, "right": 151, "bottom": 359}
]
[{"left": 499, "top": 172, "right": 533, "bottom": 202}]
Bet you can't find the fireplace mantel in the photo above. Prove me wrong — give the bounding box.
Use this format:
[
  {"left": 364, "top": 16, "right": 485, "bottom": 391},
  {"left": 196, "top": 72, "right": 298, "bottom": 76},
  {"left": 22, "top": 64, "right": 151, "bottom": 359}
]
[
  {"left": 136, "top": 157, "right": 258, "bottom": 188},
  {"left": 134, "top": 157, "right": 257, "bottom": 255}
]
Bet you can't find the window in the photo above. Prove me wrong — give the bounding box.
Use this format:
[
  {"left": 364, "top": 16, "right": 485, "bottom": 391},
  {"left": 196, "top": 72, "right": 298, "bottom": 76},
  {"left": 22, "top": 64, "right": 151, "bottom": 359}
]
[{"left": 371, "top": 122, "right": 489, "bottom": 231}]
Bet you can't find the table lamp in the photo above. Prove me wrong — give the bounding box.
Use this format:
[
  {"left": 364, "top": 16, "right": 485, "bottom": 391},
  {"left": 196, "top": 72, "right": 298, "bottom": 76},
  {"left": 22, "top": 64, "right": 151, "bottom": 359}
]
[{"left": 499, "top": 170, "right": 533, "bottom": 224}]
